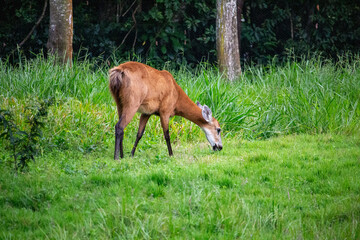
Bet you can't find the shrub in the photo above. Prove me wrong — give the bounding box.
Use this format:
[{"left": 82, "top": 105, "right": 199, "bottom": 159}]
[{"left": 0, "top": 97, "right": 54, "bottom": 171}]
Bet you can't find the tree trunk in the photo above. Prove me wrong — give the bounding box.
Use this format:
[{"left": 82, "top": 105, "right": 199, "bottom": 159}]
[
  {"left": 47, "top": 0, "right": 73, "bottom": 65},
  {"left": 216, "top": 0, "right": 241, "bottom": 81}
]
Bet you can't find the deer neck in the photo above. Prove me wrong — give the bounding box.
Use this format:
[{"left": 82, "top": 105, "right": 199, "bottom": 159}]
[{"left": 174, "top": 87, "right": 207, "bottom": 127}]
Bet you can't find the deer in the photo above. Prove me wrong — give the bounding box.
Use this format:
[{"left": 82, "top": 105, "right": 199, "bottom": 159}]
[{"left": 109, "top": 61, "right": 222, "bottom": 160}]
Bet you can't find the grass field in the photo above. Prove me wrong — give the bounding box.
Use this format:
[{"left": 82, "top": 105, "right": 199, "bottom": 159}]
[
  {"left": 1, "top": 55, "right": 360, "bottom": 239},
  {"left": 1, "top": 134, "right": 359, "bottom": 239}
]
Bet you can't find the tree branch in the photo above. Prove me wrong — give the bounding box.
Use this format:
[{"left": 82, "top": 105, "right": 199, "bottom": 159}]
[
  {"left": 122, "top": 0, "right": 137, "bottom": 17},
  {"left": 18, "top": 0, "right": 48, "bottom": 48},
  {"left": 119, "top": 24, "right": 136, "bottom": 48},
  {"left": 132, "top": 5, "right": 140, "bottom": 50},
  {"left": 116, "top": 4, "right": 140, "bottom": 50}
]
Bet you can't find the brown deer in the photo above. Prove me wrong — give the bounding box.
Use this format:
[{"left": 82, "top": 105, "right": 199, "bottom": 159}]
[{"left": 109, "top": 61, "right": 222, "bottom": 159}]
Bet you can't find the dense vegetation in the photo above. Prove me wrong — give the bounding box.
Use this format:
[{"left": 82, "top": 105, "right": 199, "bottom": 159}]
[
  {"left": 1, "top": 0, "right": 359, "bottom": 65},
  {"left": 1, "top": 55, "right": 360, "bottom": 238}
]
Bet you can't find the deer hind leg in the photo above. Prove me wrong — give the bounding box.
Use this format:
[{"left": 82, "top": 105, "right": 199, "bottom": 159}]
[
  {"left": 114, "top": 107, "right": 138, "bottom": 160},
  {"left": 159, "top": 114, "right": 173, "bottom": 156},
  {"left": 131, "top": 113, "right": 151, "bottom": 157}
]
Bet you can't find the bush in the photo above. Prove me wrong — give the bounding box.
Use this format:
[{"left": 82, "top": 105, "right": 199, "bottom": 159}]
[{"left": 0, "top": 98, "right": 54, "bottom": 171}]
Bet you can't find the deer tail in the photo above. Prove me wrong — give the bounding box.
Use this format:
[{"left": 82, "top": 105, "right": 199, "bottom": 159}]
[{"left": 109, "top": 67, "right": 125, "bottom": 95}]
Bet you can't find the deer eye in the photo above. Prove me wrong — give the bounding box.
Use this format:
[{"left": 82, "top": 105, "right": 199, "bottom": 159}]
[{"left": 217, "top": 128, "right": 221, "bottom": 134}]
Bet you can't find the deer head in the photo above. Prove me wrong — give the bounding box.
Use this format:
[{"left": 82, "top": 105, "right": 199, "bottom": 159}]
[{"left": 197, "top": 101, "right": 223, "bottom": 151}]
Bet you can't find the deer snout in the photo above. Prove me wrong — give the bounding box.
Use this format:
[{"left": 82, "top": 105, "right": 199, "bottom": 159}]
[{"left": 213, "top": 144, "right": 223, "bottom": 151}]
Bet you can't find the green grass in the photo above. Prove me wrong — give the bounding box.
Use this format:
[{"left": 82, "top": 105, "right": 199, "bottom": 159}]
[
  {"left": 1, "top": 55, "right": 360, "bottom": 238},
  {"left": 1, "top": 134, "right": 359, "bottom": 239}
]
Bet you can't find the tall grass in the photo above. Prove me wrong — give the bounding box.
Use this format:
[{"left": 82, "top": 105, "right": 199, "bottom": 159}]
[
  {"left": 0, "top": 55, "right": 111, "bottom": 104},
  {"left": 242, "top": 57, "right": 360, "bottom": 137},
  {"left": 1, "top": 54, "right": 359, "bottom": 149},
  {"left": 174, "top": 55, "right": 360, "bottom": 138}
]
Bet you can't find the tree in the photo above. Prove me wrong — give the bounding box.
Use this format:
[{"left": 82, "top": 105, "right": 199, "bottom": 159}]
[
  {"left": 216, "top": 0, "right": 241, "bottom": 81},
  {"left": 47, "top": 0, "right": 73, "bottom": 65}
]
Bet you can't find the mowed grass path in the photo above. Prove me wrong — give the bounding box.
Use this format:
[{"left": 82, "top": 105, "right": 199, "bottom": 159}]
[{"left": 1, "top": 134, "right": 359, "bottom": 239}]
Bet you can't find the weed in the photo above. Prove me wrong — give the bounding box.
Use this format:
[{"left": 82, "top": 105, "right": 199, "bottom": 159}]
[{"left": 0, "top": 98, "right": 53, "bottom": 171}]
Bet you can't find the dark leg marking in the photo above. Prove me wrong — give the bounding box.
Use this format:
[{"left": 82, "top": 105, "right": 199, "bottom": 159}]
[
  {"left": 164, "top": 129, "right": 173, "bottom": 156},
  {"left": 159, "top": 114, "right": 173, "bottom": 156},
  {"left": 114, "top": 118, "right": 124, "bottom": 160}
]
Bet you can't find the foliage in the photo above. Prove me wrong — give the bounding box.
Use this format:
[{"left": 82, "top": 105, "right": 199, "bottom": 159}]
[
  {"left": 1, "top": 0, "right": 359, "bottom": 65},
  {"left": 0, "top": 98, "right": 54, "bottom": 171},
  {"left": 76, "top": 0, "right": 217, "bottom": 66},
  {"left": 241, "top": 0, "right": 360, "bottom": 64},
  {"left": 0, "top": 0, "right": 49, "bottom": 57}
]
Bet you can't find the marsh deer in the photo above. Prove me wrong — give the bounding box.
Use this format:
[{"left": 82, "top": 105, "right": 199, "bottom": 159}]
[{"left": 109, "top": 61, "right": 222, "bottom": 159}]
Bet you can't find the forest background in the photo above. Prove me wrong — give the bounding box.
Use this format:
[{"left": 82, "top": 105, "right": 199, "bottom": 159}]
[{"left": 1, "top": 0, "right": 359, "bottom": 66}]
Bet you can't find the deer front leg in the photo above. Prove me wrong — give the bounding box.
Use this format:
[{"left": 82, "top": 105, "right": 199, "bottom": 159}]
[{"left": 131, "top": 114, "right": 151, "bottom": 157}]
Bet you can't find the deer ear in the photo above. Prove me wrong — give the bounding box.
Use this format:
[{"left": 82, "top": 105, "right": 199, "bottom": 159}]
[
  {"left": 202, "top": 105, "right": 212, "bottom": 123},
  {"left": 196, "top": 101, "right": 203, "bottom": 108}
]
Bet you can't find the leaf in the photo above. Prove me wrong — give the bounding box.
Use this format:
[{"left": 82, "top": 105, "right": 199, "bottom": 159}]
[
  {"left": 0, "top": 132, "right": 8, "bottom": 139},
  {"left": 17, "top": 131, "right": 28, "bottom": 137},
  {"left": 171, "top": 37, "right": 183, "bottom": 52},
  {"left": 161, "top": 45, "right": 167, "bottom": 54}
]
